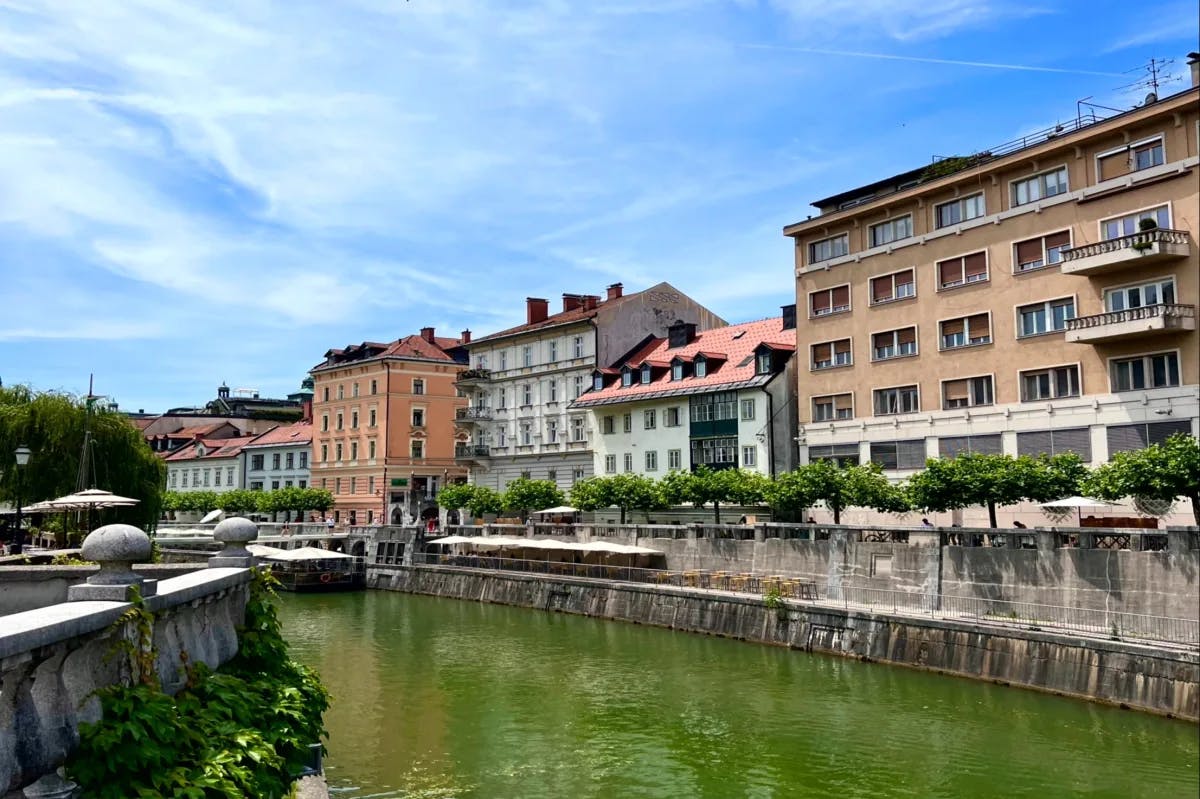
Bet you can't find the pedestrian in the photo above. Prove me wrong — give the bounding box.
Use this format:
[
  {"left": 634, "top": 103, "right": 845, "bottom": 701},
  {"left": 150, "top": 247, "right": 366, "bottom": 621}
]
[
  {"left": 921, "top": 518, "right": 934, "bottom": 528},
  {"left": 326, "top": 516, "right": 334, "bottom": 530}
]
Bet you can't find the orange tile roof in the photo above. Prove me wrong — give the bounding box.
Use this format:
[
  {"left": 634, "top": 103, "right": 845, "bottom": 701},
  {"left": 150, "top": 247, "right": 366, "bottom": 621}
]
[
  {"left": 166, "top": 422, "right": 231, "bottom": 439},
  {"left": 312, "top": 332, "right": 465, "bottom": 371},
  {"left": 571, "top": 316, "right": 796, "bottom": 407},
  {"left": 243, "top": 421, "right": 313, "bottom": 448},
  {"left": 164, "top": 435, "right": 260, "bottom": 462}
]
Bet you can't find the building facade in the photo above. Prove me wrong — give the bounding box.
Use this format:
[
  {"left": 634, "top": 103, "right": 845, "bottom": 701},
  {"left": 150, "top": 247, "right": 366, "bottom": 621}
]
[
  {"left": 784, "top": 84, "right": 1199, "bottom": 476},
  {"left": 164, "top": 435, "right": 260, "bottom": 495},
  {"left": 455, "top": 282, "right": 726, "bottom": 492},
  {"left": 571, "top": 313, "right": 799, "bottom": 479},
  {"left": 241, "top": 420, "right": 313, "bottom": 492},
  {"left": 310, "top": 328, "right": 468, "bottom": 525}
]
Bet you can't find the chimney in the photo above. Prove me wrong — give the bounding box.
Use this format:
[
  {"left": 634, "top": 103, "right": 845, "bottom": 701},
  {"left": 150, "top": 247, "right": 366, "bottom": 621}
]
[
  {"left": 667, "top": 319, "right": 697, "bottom": 348},
  {"left": 461, "top": 329, "right": 471, "bottom": 344},
  {"left": 1189, "top": 52, "right": 1200, "bottom": 88},
  {"left": 527, "top": 297, "right": 549, "bottom": 324},
  {"left": 781, "top": 304, "right": 797, "bottom": 331},
  {"left": 420, "top": 326, "right": 436, "bottom": 343},
  {"left": 301, "top": 399, "right": 313, "bottom": 423},
  {"left": 562, "top": 293, "right": 584, "bottom": 312},
  {"left": 606, "top": 282, "right": 624, "bottom": 301},
  {"left": 582, "top": 295, "right": 600, "bottom": 311}
]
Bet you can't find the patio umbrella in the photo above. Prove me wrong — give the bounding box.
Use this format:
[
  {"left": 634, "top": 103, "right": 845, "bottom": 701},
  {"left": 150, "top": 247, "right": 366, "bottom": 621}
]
[
  {"left": 47, "top": 488, "right": 140, "bottom": 534},
  {"left": 1038, "top": 496, "right": 1111, "bottom": 526}
]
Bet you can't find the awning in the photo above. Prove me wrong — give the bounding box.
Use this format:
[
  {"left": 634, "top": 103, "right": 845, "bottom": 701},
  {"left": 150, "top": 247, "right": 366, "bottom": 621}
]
[
  {"left": 1038, "top": 496, "right": 1111, "bottom": 509},
  {"left": 257, "top": 546, "right": 353, "bottom": 561},
  {"left": 531, "top": 506, "right": 579, "bottom": 515}
]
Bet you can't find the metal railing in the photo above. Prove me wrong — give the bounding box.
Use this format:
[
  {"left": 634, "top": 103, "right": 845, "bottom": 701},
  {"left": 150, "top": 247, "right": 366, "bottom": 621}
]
[
  {"left": 1065, "top": 303, "right": 1195, "bottom": 331},
  {"left": 1062, "top": 228, "right": 1189, "bottom": 261},
  {"left": 455, "top": 368, "right": 492, "bottom": 383},
  {"left": 454, "top": 406, "right": 494, "bottom": 421},
  {"left": 390, "top": 553, "right": 1199, "bottom": 646},
  {"left": 453, "top": 444, "right": 491, "bottom": 458}
]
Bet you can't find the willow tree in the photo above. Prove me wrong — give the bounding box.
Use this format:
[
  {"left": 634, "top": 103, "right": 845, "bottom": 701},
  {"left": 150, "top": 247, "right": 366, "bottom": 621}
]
[{"left": 0, "top": 385, "right": 165, "bottom": 536}]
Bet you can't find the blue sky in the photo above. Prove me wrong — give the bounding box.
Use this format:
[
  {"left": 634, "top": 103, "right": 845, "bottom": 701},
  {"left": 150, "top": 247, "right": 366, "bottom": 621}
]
[{"left": 1, "top": 0, "right": 1196, "bottom": 412}]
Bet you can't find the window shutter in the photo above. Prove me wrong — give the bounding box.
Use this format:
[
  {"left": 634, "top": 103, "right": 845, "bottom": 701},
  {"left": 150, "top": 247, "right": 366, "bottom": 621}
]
[
  {"left": 834, "top": 339, "right": 851, "bottom": 356},
  {"left": 941, "top": 319, "right": 964, "bottom": 337},
  {"left": 969, "top": 313, "right": 991, "bottom": 339},
  {"left": 1097, "top": 150, "right": 1128, "bottom": 181},
  {"left": 938, "top": 258, "right": 960, "bottom": 286},
  {"left": 971, "top": 435, "right": 1003, "bottom": 455},
  {"left": 870, "top": 442, "right": 898, "bottom": 470},
  {"left": 939, "top": 436, "right": 970, "bottom": 458},
  {"left": 812, "top": 343, "right": 831, "bottom": 362},
  {"left": 835, "top": 394, "right": 853, "bottom": 413},
  {"left": 873, "top": 332, "right": 890, "bottom": 349},
  {"left": 896, "top": 270, "right": 914, "bottom": 290},
  {"left": 1107, "top": 424, "right": 1148, "bottom": 454},
  {"left": 871, "top": 277, "right": 891, "bottom": 302},
  {"left": 1015, "top": 238, "right": 1041, "bottom": 264},
  {"left": 1044, "top": 230, "right": 1070, "bottom": 250},
  {"left": 1147, "top": 420, "right": 1191, "bottom": 444},
  {"left": 944, "top": 380, "right": 968, "bottom": 402},
  {"left": 964, "top": 252, "right": 988, "bottom": 278},
  {"left": 897, "top": 327, "right": 916, "bottom": 345},
  {"left": 896, "top": 439, "right": 926, "bottom": 469},
  {"left": 811, "top": 291, "right": 831, "bottom": 313},
  {"left": 1051, "top": 428, "right": 1091, "bottom": 460},
  {"left": 1017, "top": 430, "right": 1054, "bottom": 457},
  {"left": 832, "top": 285, "right": 850, "bottom": 307}
]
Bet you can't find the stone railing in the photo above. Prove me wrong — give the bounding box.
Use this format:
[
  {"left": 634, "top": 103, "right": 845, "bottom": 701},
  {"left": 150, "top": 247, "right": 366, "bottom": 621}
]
[
  {"left": 1065, "top": 302, "right": 1196, "bottom": 331},
  {"left": 0, "top": 517, "right": 259, "bottom": 797},
  {"left": 1061, "top": 228, "right": 1189, "bottom": 261}
]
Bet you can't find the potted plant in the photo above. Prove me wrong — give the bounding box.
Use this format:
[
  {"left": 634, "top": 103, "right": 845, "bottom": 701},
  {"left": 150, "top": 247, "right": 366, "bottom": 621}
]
[{"left": 1131, "top": 217, "right": 1158, "bottom": 253}]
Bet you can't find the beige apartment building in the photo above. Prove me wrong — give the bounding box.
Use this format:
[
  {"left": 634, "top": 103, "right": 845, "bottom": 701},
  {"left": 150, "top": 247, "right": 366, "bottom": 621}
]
[
  {"left": 785, "top": 80, "right": 1198, "bottom": 475},
  {"left": 310, "top": 328, "right": 469, "bottom": 525}
]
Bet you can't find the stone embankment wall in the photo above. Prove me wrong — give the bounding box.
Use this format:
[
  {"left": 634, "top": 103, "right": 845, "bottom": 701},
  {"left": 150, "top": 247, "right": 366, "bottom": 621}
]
[
  {"left": 0, "top": 563, "right": 202, "bottom": 616},
  {"left": 368, "top": 565, "right": 1199, "bottom": 722}
]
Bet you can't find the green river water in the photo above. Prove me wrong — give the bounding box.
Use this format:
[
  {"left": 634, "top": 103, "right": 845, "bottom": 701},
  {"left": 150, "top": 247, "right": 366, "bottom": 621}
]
[{"left": 277, "top": 591, "right": 1199, "bottom": 799}]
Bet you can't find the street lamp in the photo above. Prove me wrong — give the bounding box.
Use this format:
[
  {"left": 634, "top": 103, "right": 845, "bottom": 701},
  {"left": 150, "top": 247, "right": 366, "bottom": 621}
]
[{"left": 12, "top": 445, "right": 31, "bottom": 555}]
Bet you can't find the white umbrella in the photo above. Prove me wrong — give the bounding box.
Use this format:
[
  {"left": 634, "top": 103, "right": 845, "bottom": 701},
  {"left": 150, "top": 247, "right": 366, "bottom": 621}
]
[
  {"left": 48, "top": 488, "right": 140, "bottom": 510},
  {"left": 531, "top": 506, "right": 579, "bottom": 515},
  {"left": 1039, "top": 496, "right": 1111, "bottom": 526}
]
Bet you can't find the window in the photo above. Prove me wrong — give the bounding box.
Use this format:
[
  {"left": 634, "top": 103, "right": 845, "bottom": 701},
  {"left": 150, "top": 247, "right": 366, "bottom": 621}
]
[
  {"left": 368, "top": 440, "right": 376, "bottom": 459},
  {"left": 810, "top": 285, "right": 851, "bottom": 317},
  {"left": 368, "top": 476, "right": 374, "bottom": 494},
  {"left": 181, "top": 471, "right": 188, "bottom": 487},
  {"left": 756, "top": 352, "right": 772, "bottom": 374},
  {"left": 573, "top": 336, "right": 584, "bottom": 358},
  {"left": 1017, "top": 428, "right": 1091, "bottom": 460},
  {"left": 808, "top": 233, "right": 848, "bottom": 264},
  {"left": 622, "top": 413, "right": 632, "bottom": 433},
  {"left": 870, "top": 439, "right": 926, "bottom": 470},
  {"left": 520, "top": 423, "right": 532, "bottom": 445},
  {"left": 336, "top": 413, "right": 343, "bottom": 431},
  {"left": 1111, "top": 352, "right": 1180, "bottom": 392},
  {"left": 572, "top": 375, "right": 584, "bottom": 399},
  {"left": 170, "top": 472, "right": 177, "bottom": 487},
  {"left": 690, "top": 391, "right": 737, "bottom": 422},
  {"left": 1018, "top": 298, "right": 1075, "bottom": 337},
  {"left": 937, "top": 251, "right": 988, "bottom": 288},
  {"left": 872, "top": 327, "right": 917, "bottom": 360},
  {"left": 335, "top": 443, "right": 343, "bottom": 461},
  {"left": 1014, "top": 231, "right": 1071, "bottom": 272},
  {"left": 299, "top": 479, "right": 307, "bottom": 489},
  {"left": 571, "top": 417, "right": 586, "bottom": 441},
  {"left": 405, "top": 407, "right": 421, "bottom": 427},
  {"left": 741, "top": 446, "right": 756, "bottom": 468},
  {"left": 605, "top": 454, "right": 617, "bottom": 473},
  {"left": 270, "top": 453, "right": 280, "bottom": 470},
  {"left": 644, "top": 409, "right": 656, "bottom": 429},
  {"left": 412, "top": 379, "right": 425, "bottom": 395},
  {"left": 603, "top": 416, "right": 615, "bottom": 434},
  {"left": 935, "top": 193, "right": 985, "bottom": 228},
  {"left": 271, "top": 480, "right": 280, "bottom": 491},
  {"left": 942, "top": 375, "right": 994, "bottom": 409},
  {"left": 350, "top": 441, "right": 358, "bottom": 460},
  {"left": 740, "top": 399, "right": 755, "bottom": 421},
  {"left": 1107, "top": 419, "right": 1192, "bottom": 453},
  {"left": 1102, "top": 206, "right": 1170, "bottom": 239},
  {"left": 370, "top": 379, "right": 377, "bottom": 395},
  {"left": 671, "top": 362, "right": 684, "bottom": 380},
  {"left": 548, "top": 340, "right": 558, "bottom": 362},
  {"left": 1020, "top": 365, "right": 1080, "bottom": 401},
  {"left": 665, "top": 407, "right": 682, "bottom": 427},
  {"left": 645, "top": 451, "right": 658, "bottom": 471},
  {"left": 668, "top": 449, "right": 682, "bottom": 470},
  {"left": 337, "top": 385, "right": 344, "bottom": 400},
  {"left": 873, "top": 386, "right": 920, "bottom": 416},
  {"left": 812, "top": 338, "right": 852, "bottom": 369},
  {"left": 812, "top": 393, "right": 853, "bottom": 421},
  {"left": 810, "top": 444, "right": 861, "bottom": 466},
  {"left": 500, "top": 351, "right": 508, "bottom": 370},
  {"left": 870, "top": 269, "right": 915, "bottom": 304},
  {"left": 640, "top": 365, "right": 651, "bottom": 385},
  {"left": 940, "top": 314, "right": 991, "bottom": 350},
  {"left": 411, "top": 440, "right": 424, "bottom": 459},
  {"left": 226, "top": 467, "right": 234, "bottom": 484},
  {"left": 623, "top": 453, "right": 634, "bottom": 472},
  {"left": 548, "top": 380, "right": 558, "bottom": 403},
  {"left": 521, "top": 384, "right": 533, "bottom": 405},
  {"left": 320, "top": 444, "right": 328, "bottom": 462},
  {"left": 352, "top": 382, "right": 359, "bottom": 398},
  {"left": 351, "top": 411, "right": 359, "bottom": 429},
  {"left": 251, "top": 454, "right": 265, "bottom": 471},
  {"left": 593, "top": 374, "right": 605, "bottom": 391},
  {"left": 322, "top": 387, "right": 329, "bottom": 402},
  {"left": 691, "top": 437, "right": 737, "bottom": 467},
  {"left": 573, "top": 468, "right": 585, "bottom": 484},
  {"left": 285, "top": 452, "right": 294, "bottom": 469},
  {"left": 869, "top": 214, "right": 912, "bottom": 247},
  {"left": 498, "top": 429, "right": 506, "bottom": 448},
  {"left": 1011, "top": 166, "right": 1068, "bottom": 206},
  {"left": 1104, "top": 277, "right": 1175, "bottom": 311},
  {"left": 547, "top": 469, "right": 557, "bottom": 483},
  {"left": 214, "top": 469, "right": 221, "bottom": 487},
  {"left": 939, "top": 434, "right": 1002, "bottom": 458},
  {"left": 369, "top": 409, "right": 376, "bottom": 427},
  {"left": 547, "top": 419, "right": 558, "bottom": 443},
  {"left": 497, "top": 388, "right": 507, "bottom": 409},
  {"left": 349, "top": 477, "right": 356, "bottom": 494},
  {"left": 522, "top": 345, "right": 532, "bottom": 367},
  {"left": 299, "top": 451, "right": 307, "bottom": 468},
  {"left": 1098, "top": 137, "right": 1164, "bottom": 180},
  {"left": 621, "top": 370, "right": 633, "bottom": 388},
  {"left": 321, "top": 415, "right": 329, "bottom": 432},
  {"left": 694, "top": 359, "right": 707, "bottom": 378}
]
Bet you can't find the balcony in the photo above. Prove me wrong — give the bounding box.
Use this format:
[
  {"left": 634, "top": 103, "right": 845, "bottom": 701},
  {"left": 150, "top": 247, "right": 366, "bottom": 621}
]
[
  {"left": 454, "top": 406, "right": 494, "bottom": 425},
  {"left": 455, "top": 368, "right": 492, "bottom": 386},
  {"left": 454, "top": 444, "right": 491, "bottom": 463},
  {"left": 1065, "top": 304, "right": 1196, "bottom": 344},
  {"left": 1061, "top": 229, "right": 1190, "bottom": 276}
]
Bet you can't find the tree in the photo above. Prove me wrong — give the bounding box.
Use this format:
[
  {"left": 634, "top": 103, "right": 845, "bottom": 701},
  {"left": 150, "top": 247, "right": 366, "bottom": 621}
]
[
  {"left": 217, "top": 489, "right": 261, "bottom": 515},
  {"left": 437, "top": 483, "right": 478, "bottom": 514},
  {"left": 1086, "top": 434, "right": 1200, "bottom": 525},
  {"left": 771, "top": 460, "right": 907, "bottom": 524},
  {"left": 658, "top": 467, "right": 757, "bottom": 523},
  {"left": 500, "top": 478, "right": 563, "bottom": 522},
  {"left": 762, "top": 470, "right": 815, "bottom": 522},
  {"left": 0, "top": 385, "right": 165, "bottom": 534},
  {"left": 464, "top": 486, "right": 502, "bottom": 520},
  {"left": 907, "top": 453, "right": 1069, "bottom": 528},
  {"left": 570, "top": 475, "right": 665, "bottom": 524},
  {"left": 299, "top": 487, "right": 334, "bottom": 515},
  {"left": 569, "top": 477, "right": 617, "bottom": 517}
]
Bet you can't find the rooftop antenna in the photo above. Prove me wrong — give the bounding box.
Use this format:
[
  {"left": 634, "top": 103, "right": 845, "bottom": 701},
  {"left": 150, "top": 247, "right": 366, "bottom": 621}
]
[
  {"left": 77, "top": 374, "right": 106, "bottom": 491},
  {"left": 1113, "top": 58, "right": 1182, "bottom": 103}
]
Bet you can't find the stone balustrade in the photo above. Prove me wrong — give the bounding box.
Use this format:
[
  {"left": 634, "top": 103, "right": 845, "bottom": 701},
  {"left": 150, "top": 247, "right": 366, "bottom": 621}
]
[{"left": 0, "top": 518, "right": 260, "bottom": 797}]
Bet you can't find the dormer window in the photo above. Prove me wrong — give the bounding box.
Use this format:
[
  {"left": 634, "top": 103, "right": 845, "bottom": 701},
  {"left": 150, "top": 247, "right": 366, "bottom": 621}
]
[
  {"left": 672, "top": 362, "right": 684, "bottom": 381},
  {"left": 593, "top": 374, "right": 604, "bottom": 391},
  {"left": 694, "top": 358, "right": 707, "bottom": 378},
  {"left": 640, "top": 364, "right": 652, "bottom": 384},
  {"left": 621, "top": 369, "right": 633, "bottom": 387},
  {"left": 756, "top": 352, "right": 772, "bottom": 374}
]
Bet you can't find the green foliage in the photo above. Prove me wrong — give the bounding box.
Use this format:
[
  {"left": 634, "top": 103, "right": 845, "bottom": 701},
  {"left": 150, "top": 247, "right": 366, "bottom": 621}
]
[
  {"left": 500, "top": 477, "right": 564, "bottom": 521},
  {"left": 437, "top": 483, "right": 502, "bottom": 520},
  {"left": 919, "top": 155, "right": 976, "bottom": 182},
  {"left": 0, "top": 385, "right": 165, "bottom": 530},
  {"left": 50, "top": 553, "right": 95, "bottom": 565},
  {"left": 436, "top": 482, "right": 478, "bottom": 513},
  {"left": 1085, "top": 434, "right": 1200, "bottom": 525},
  {"left": 570, "top": 475, "right": 664, "bottom": 523},
  {"left": 217, "top": 489, "right": 261, "bottom": 514},
  {"left": 907, "top": 452, "right": 1076, "bottom": 528},
  {"left": 67, "top": 569, "right": 329, "bottom": 799},
  {"left": 765, "top": 461, "right": 907, "bottom": 524}
]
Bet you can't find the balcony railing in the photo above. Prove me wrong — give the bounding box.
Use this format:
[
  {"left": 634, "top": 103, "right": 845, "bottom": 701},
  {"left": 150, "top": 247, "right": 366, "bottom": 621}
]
[
  {"left": 1061, "top": 229, "right": 1190, "bottom": 275},
  {"left": 455, "top": 368, "right": 492, "bottom": 384},
  {"left": 454, "top": 444, "right": 491, "bottom": 459},
  {"left": 1065, "top": 303, "right": 1196, "bottom": 343},
  {"left": 454, "top": 406, "right": 494, "bottom": 422}
]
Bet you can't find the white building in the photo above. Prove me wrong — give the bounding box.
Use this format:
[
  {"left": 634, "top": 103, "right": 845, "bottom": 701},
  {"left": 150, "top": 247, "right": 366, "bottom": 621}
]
[
  {"left": 241, "top": 421, "right": 313, "bottom": 491},
  {"left": 164, "top": 434, "right": 259, "bottom": 494},
  {"left": 570, "top": 313, "right": 799, "bottom": 479}
]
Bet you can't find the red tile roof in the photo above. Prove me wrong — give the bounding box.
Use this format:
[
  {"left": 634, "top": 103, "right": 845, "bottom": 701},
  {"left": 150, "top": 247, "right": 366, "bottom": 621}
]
[
  {"left": 312, "top": 332, "right": 466, "bottom": 371},
  {"left": 165, "top": 422, "right": 233, "bottom": 439},
  {"left": 242, "top": 421, "right": 313, "bottom": 448},
  {"left": 164, "top": 435, "right": 260, "bottom": 462},
  {"left": 469, "top": 289, "right": 649, "bottom": 343},
  {"left": 571, "top": 316, "right": 795, "bottom": 407}
]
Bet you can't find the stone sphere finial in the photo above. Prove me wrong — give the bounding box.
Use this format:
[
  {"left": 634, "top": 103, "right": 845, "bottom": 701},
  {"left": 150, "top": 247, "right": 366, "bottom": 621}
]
[
  {"left": 209, "top": 516, "right": 258, "bottom": 568},
  {"left": 69, "top": 524, "right": 155, "bottom": 601}
]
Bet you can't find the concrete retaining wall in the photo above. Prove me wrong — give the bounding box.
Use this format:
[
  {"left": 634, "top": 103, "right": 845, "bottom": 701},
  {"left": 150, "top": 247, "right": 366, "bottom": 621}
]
[
  {"left": 368, "top": 565, "right": 1199, "bottom": 722},
  {"left": 0, "top": 564, "right": 203, "bottom": 617}
]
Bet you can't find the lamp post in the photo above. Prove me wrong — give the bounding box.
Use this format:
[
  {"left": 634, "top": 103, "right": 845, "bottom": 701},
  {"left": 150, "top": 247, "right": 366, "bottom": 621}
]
[{"left": 12, "top": 444, "right": 31, "bottom": 555}]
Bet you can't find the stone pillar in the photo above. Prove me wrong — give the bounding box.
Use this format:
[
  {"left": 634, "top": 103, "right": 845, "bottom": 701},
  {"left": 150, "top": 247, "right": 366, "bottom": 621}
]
[
  {"left": 1036, "top": 528, "right": 1056, "bottom": 553},
  {"left": 753, "top": 524, "right": 766, "bottom": 543},
  {"left": 67, "top": 524, "right": 156, "bottom": 602},
  {"left": 208, "top": 517, "right": 258, "bottom": 568},
  {"left": 1166, "top": 526, "right": 1197, "bottom": 555}
]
